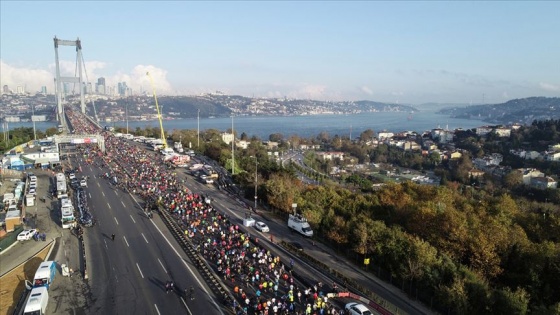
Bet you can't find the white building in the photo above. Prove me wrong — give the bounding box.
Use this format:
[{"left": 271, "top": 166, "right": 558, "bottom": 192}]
[{"left": 221, "top": 133, "right": 234, "bottom": 145}]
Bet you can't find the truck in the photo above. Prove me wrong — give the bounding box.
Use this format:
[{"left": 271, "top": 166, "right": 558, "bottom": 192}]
[
  {"left": 173, "top": 141, "right": 184, "bottom": 153},
  {"left": 56, "top": 173, "right": 67, "bottom": 198},
  {"left": 288, "top": 214, "right": 313, "bottom": 237},
  {"left": 169, "top": 154, "right": 190, "bottom": 166},
  {"left": 33, "top": 261, "right": 56, "bottom": 289},
  {"left": 23, "top": 286, "right": 49, "bottom": 315}
]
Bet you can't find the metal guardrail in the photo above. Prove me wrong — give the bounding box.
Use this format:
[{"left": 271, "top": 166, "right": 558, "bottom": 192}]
[
  {"left": 155, "top": 206, "right": 236, "bottom": 314},
  {"left": 280, "top": 241, "right": 405, "bottom": 315}
]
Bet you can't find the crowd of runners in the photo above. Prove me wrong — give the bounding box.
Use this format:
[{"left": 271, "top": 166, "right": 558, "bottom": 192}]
[{"left": 65, "top": 110, "right": 345, "bottom": 315}]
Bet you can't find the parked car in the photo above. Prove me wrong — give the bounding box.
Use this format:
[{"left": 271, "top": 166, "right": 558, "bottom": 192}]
[
  {"left": 17, "top": 229, "right": 38, "bottom": 241},
  {"left": 255, "top": 221, "right": 269, "bottom": 233},
  {"left": 345, "top": 303, "right": 373, "bottom": 315}
]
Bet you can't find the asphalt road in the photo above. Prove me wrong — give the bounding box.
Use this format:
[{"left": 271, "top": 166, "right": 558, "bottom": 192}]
[
  {"left": 70, "top": 155, "right": 227, "bottom": 315},
  {"left": 57, "top": 138, "right": 429, "bottom": 315}
]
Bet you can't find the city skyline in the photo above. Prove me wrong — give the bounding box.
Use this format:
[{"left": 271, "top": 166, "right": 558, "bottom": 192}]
[{"left": 1, "top": 1, "right": 559, "bottom": 105}]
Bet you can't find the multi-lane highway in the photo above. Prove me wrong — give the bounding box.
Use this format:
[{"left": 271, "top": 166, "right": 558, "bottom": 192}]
[
  {"left": 58, "top": 132, "right": 429, "bottom": 315},
  {"left": 70, "top": 154, "right": 226, "bottom": 315}
]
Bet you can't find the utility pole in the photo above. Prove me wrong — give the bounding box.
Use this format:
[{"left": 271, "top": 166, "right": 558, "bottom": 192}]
[
  {"left": 231, "top": 114, "right": 235, "bottom": 175},
  {"left": 126, "top": 97, "right": 129, "bottom": 135},
  {"left": 254, "top": 156, "right": 258, "bottom": 211},
  {"left": 32, "top": 103, "right": 37, "bottom": 140}
]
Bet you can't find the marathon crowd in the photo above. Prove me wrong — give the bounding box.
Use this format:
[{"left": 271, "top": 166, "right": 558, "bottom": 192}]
[{"left": 66, "top": 111, "right": 345, "bottom": 315}]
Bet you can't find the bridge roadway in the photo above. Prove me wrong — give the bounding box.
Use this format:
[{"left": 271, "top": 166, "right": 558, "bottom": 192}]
[
  {"left": 107, "top": 139, "right": 431, "bottom": 315},
  {"left": 72, "top": 155, "right": 226, "bottom": 315},
  {"left": 63, "top": 138, "right": 431, "bottom": 315}
]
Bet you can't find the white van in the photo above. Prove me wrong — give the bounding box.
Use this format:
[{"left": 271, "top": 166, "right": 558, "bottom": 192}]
[{"left": 23, "top": 286, "right": 49, "bottom": 315}]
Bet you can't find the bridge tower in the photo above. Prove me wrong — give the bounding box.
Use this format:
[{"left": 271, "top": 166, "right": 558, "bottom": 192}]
[{"left": 53, "top": 37, "right": 86, "bottom": 131}]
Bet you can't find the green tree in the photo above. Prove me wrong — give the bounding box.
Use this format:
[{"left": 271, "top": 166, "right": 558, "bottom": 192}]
[{"left": 492, "top": 287, "right": 530, "bottom": 315}]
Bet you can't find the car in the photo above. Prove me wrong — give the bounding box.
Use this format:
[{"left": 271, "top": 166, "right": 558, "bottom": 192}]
[
  {"left": 290, "top": 242, "right": 304, "bottom": 251},
  {"left": 17, "top": 229, "right": 38, "bottom": 241},
  {"left": 80, "top": 179, "right": 87, "bottom": 187},
  {"left": 69, "top": 173, "right": 76, "bottom": 180},
  {"left": 28, "top": 188, "right": 36, "bottom": 196},
  {"left": 345, "top": 303, "right": 373, "bottom": 315},
  {"left": 255, "top": 221, "right": 269, "bottom": 233}
]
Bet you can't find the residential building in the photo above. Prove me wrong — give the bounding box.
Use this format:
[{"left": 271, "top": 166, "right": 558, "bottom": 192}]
[
  {"left": 317, "top": 151, "right": 345, "bottom": 161},
  {"left": 221, "top": 133, "right": 234, "bottom": 145},
  {"left": 518, "top": 168, "right": 545, "bottom": 185},
  {"left": 530, "top": 176, "right": 557, "bottom": 189},
  {"left": 494, "top": 127, "right": 511, "bottom": 137}
]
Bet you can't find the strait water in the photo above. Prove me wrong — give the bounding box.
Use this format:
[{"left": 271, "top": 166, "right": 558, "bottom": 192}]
[{"left": 8, "top": 110, "right": 486, "bottom": 140}]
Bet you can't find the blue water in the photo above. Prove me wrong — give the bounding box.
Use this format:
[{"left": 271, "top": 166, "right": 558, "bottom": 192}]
[{"left": 8, "top": 111, "right": 485, "bottom": 140}]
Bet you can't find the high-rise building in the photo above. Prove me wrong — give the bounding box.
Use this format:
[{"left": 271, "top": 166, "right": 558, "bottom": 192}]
[
  {"left": 2, "top": 85, "right": 8, "bottom": 94},
  {"left": 118, "top": 82, "right": 128, "bottom": 97},
  {"left": 41, "top": 86, "right": 47, "bottom": 94},
  {"left": 87, "top": 82, "right": 93, "bottom": 94},
  {"left": 97, "top": 77, "right": 106, "bottom": 95},
  {"left": 17, "top": 86, "right": 24, "bottom": 94}
]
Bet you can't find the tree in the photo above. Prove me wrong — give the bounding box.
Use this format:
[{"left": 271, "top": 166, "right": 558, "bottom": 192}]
[
  {"left": 317, "top": 131, "right": 330, "bottom": 143},
  {"left": 45, "top": 127, "right": 59, "bottom": 136},
  {"left": 492, "top": 287, "right": 530, "bottom": 315},
  {"left": 269, "top": 133, "right": 283, "bottom": 142},
  {"left": 359, "top": 129, "right": 375, "bottom": 142}
]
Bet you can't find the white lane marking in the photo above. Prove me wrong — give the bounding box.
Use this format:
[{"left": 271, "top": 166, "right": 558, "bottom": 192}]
[
  {"left": 107, "top": 203, "right": 112, "bottom": 209},
  {"left": 130, "top": 215, "right": 136, "bottom": 223},
  {"left": 121, "top": 201, "right": 126, "bottom": 207},
  {"left": 141, "top": 233, "right": 149, "bottom": 244},
  {"left": 123, "top": 236, "right": 129, "bottom": 247},
  {"left": 115, "top": 190, "right": 119, "bottom": 196},
  {"left": 114, "top": 217, "right": 119, "bottom": 225},
  {"left": 101, "top": 191, "right": 105, "bottom": 197},
  {"left": 136, "top": 263, "right": 144, "bottom": 278},
  {"left": 150, "top": 220, "right": 224, "bottom": 314},
  {"left": 180, "top": 297, "right": 194, "bottom": 315},
  {"left": 89, "top": 193, "right": 92, "bottom": 199},
  {"left": 104, "top": 239, "right": 108, "bottom": 249},
  {"left": 154, "top": 304, "right": 161, "bottom": 315},
  {"left": 158, "top": 258, "right": 167, "bottom": 274}
]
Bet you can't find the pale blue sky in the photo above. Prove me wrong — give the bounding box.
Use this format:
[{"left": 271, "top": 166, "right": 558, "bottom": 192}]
[{"left": 1, "top": 1, "right": 559, "bottom": 104}]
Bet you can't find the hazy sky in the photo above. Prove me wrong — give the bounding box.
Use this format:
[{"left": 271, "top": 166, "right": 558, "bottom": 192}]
[{"left": 1, "top": 1, "right": 559, "bottom": 104}]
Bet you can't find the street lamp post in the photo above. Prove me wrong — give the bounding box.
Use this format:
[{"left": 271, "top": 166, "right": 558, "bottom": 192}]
[
  {"left": 253, "top": 156, "right": 258, "bottom": 211},
  {"left": 232, "top": 115, "right": 235, "bottom": 175},
  {"left": 125, "top": 98, "right": 129, "bottom": 135}
]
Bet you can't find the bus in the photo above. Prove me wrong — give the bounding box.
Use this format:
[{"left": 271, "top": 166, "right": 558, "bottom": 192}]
[
  {"left": 61, "top": 205, "right": 76, "bottom": 229},
  {"left": 23, "top": 286, "right": 49, "bottom": 315},
  {"left": 33, "top": 261, "right": 56, "bottom": 289}
]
